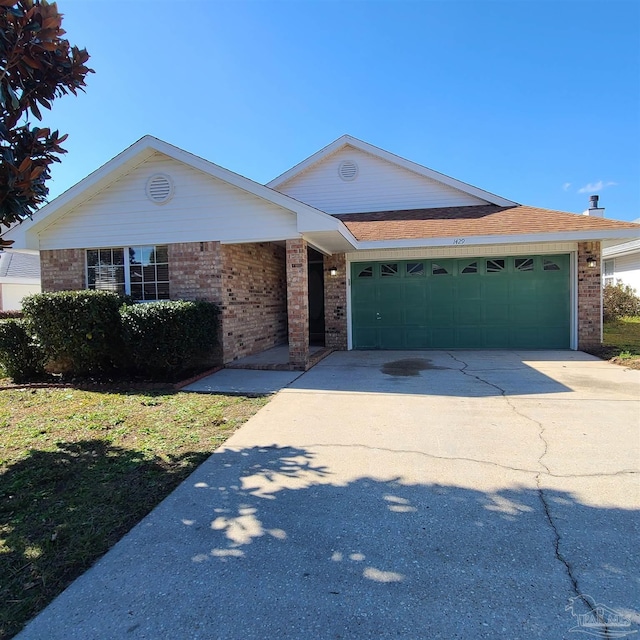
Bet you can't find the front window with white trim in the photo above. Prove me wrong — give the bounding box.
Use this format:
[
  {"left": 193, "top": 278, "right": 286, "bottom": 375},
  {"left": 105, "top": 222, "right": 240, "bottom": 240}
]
[
  {"left": 603, "top": 259, "right": 615, "bottom": 287},
  {"left": 87, "top": 245, "right": 169, "bottom": 300}
]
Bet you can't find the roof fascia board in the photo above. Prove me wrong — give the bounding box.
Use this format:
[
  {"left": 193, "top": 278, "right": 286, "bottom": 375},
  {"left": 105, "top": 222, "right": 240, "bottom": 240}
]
[
  {"left": 354, "top": 228, "right": 640, "bottom": 251},
  {"left": 267, "top": 134, "right": 518, "bottom": 208},
  {"left": 602, "top": 240, "right": 640, "bottom": 257},
  {"left": 11, "top": 135, "right": 348, "bottom": 241},
  {"left": 335, "top": 222, "right": 359, "bottom": 247},
  {"left": 148, "top": 139, "right": 348, "bottom": 229},
  {"left": 267, "top": 135, "right": 352, "bottom": 187},
  {"left": 602, "top": 248, "right": 640, "bottom": 259},
  {"left": 7, "top": 139, "right": 159, "bottom": 239}
]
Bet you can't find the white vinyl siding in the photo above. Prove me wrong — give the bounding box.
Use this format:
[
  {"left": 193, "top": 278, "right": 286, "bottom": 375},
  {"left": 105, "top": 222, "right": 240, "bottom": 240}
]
[
  {"left": 37, "top": 153, "right": 299, "bottom": 250},
  {"left": 274, "top": 146, "right": 488, "bottom": 214},
  {"left": 611, "top": 253, "right": 640, "bottom": 293}
]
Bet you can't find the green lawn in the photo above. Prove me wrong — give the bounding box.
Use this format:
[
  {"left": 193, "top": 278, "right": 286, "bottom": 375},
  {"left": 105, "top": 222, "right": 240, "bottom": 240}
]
[
  {"left": 603, "top": 316, "right": 640, "bottom": 352},
  {"left": 599, "top": 316, "right": 640, "bottom": 367},
  {"left": 0, "top": 388, "right": 267, "bottom": 639}
]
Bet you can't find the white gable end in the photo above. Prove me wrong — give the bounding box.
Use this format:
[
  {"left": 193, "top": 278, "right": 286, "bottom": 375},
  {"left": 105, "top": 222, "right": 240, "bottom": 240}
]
[
  {"left": 273, "top": 146, "right": 489, "bottom": 214},
  {"left": 37, "top": 152, "right": 299, "bottom": 250}
]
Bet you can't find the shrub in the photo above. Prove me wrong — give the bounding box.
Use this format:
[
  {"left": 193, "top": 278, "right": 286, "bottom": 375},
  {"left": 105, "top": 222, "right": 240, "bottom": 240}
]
[
  {"left": 21, "top": 290, "right": 124, "bottom": 376},
  {"left": 0, "top": 319, "right": 46, "bottom": 382},
  {"left": 603, "top": 281, "right": 640, "bottom": 322},
  {"left": 0, "top": 310, "right": 23, "bottom": 319},
  {"left": 121, "top": 300, "right": 219, "bottom": 379}
]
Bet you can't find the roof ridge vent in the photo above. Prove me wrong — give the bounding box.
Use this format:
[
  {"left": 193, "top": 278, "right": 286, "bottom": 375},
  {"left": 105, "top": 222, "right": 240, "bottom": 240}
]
[
  {"left": 146, "top": 173, "right": 174, "bottom": 204},
  {"left": 338, "top": 159, "right": 358, "bottom": 182}
]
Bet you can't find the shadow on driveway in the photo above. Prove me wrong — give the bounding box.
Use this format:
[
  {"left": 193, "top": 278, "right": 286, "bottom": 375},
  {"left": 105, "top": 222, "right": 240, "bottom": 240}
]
[{"left": 17, "top": 445, "right": 640, "bottom": 640}]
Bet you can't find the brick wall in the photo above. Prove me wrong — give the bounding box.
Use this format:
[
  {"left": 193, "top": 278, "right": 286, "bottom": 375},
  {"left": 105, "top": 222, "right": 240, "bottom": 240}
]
[
  {"left": 286, "top": 238, "right": 309, "bottom": 369},
  {"left": 324, "top": 253, "right": 348, "bottom": 349},
  {"left": 40, "top": 249, "right": 85, "bottom": 291},
  {"left": 577, "top": 241, "right": 602, "bottom": 350},
  {"left": 168, "top": 242, "right": 222, "bottom": 303},
  {"left": 220, "top": 243, "right": 288, "bottom": 363}
]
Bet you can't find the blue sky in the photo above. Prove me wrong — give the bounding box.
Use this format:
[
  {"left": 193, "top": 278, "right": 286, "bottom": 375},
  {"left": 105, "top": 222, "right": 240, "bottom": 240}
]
[{"left": 39, "top": 0, "right": 639, "bottom": 220}]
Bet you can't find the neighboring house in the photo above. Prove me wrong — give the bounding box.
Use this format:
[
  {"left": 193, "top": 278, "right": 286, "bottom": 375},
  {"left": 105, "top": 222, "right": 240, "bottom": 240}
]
[
  {"left": 603, "top": 232, "right": 640, "bottom": 293},
  {"left": 3, "top": 135, "right": 640, "bottom": 368},
  {"left": 0, "top": 249, "right": 41, "bottom": 311}
]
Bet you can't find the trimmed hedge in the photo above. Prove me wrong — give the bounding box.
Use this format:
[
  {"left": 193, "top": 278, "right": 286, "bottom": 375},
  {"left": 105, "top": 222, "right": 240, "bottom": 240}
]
[
  {"left": 0, "top": 319, "right": 46, "bottom": 383},
  {"left": 121, "top": 300, "right": 219, "bottom": 379},
  {"left": 21, "top": 290, "right": 124, "bottom": 376},
  {"left": 0, "top": 292, "right": 220, "bottom": 383}
]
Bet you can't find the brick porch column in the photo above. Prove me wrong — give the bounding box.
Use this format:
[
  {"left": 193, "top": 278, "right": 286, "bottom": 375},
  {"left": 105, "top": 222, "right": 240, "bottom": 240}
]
[
  {"left": 324, "top": 253, "right": 348, "bottom": 349},
  {"left": 286, "top": 238, "right": 309, "bottom": 370},
  {"left": 577, "top": 241, "right": 602, "bottom": 350}
]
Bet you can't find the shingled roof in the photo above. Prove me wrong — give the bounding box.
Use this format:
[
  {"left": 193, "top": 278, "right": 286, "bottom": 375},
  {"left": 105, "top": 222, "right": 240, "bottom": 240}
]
[
  {"left": 334, "top": 205, "right": 640, "bottom": 241},
  {"left": 0, "top": 250, "right": 41, "bottom": 280}
]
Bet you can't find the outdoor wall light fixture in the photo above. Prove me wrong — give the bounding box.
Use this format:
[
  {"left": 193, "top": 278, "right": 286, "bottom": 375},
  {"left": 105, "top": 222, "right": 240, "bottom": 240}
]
[
  {"left": 329, "top": 268, "right": 338, "bottom": 277},
  {"left": 586, "top": 256, "right": 597, "bottom": 268}
]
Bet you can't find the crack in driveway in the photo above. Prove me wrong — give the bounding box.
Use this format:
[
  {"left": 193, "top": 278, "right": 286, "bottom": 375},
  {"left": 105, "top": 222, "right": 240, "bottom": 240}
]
[
  {"left": 444, "top": 352, "right": 598, "bottom": 629},
  {"left": 306, "top": 442, "right": 638, "bottom": 479}
]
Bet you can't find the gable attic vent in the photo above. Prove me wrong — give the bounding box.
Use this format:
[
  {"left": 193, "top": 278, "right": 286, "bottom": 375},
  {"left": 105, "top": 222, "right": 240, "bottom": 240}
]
[
  {"left": 146, "top": 174, "right": 174, "bottom": 204},
  {"left": 338, "top": 160, "right": 358, "bottom": 182}
]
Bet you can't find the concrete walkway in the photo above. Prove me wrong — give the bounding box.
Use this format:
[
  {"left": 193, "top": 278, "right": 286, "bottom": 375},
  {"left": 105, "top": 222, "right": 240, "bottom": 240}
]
[{"left": 17, "top": 351, "right": 640, "bottom": 639}]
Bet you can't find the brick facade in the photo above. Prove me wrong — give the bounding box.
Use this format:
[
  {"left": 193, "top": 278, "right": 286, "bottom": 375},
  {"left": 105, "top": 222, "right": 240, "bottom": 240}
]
[
  {"left": 577, "top": 241, "right": 602, "bottom": 350},
  {"left": 38, "top": 242, "right": 288, "bottom": 366},
  {"left": 39, "top": 240, "right": 605, "bottom": 362},
  {"left": 168, "top": 241, "right": 222, "bottom": 303},
  {"left": 220, "top": 243, "right": 288, "bottom": 363},
  {"left": 40, "top": 249, "right": 85, "bottom": 291},
  {"left": 286, "top": 238, "right": 309, "bottom": 369},
  {"left": 324, "top": 253, "right": 348, "bottom": 349}
]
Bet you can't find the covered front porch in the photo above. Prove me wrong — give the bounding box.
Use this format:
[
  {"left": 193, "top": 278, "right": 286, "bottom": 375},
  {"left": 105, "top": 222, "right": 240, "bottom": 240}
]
[
  {"left": 219, "top": 238, "right": 348, "bottom": 371},
  {"left": 225, "top": 344, "right": 334, "bottom": 371}
]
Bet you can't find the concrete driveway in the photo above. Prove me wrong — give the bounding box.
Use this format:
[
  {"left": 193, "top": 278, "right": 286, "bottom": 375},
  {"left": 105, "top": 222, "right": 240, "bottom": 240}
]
[{"left": 18, "top": 351, "right": 640, "bottom": 639}]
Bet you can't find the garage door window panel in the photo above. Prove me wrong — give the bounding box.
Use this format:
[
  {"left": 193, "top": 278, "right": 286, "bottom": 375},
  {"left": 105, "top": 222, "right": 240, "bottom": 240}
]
[
  {"left": 460, "top": 260, "right": 479, "bottom": 275},
  {"left": 431, "top": 262, "right": 451, "bottom": 276},
  {"left": 486, "top": 259, "right": 506, "bottom": 273},
  {"left": 406, "top": 262, "right": 425, "bottom": 277},
  {"left": 357, "top": 265, "right": 374, "bottom": 278},
  {"left": 380, "top": 263, "right": 399, "bottom": 277},
  {"left": 543, "top": 259, "right": 561, "bottom": 271},
  {"left": 515, "top": 258, "right": 534, "bottom": 272}
]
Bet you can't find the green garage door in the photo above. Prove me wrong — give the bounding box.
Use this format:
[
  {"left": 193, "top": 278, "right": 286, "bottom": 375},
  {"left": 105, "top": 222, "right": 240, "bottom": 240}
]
[{"left": 351, "top": 255, "right": 570, "bottom": 349}]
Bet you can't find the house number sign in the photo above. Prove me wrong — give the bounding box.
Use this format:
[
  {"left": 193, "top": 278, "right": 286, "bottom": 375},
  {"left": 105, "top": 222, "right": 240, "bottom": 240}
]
[{"left": 452, "top": 238, "right": 466, "bottom": 245}]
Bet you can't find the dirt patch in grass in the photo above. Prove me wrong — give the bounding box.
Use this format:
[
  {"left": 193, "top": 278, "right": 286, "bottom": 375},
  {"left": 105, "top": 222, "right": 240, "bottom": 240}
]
[{"left": 0, "top": 388, "right": 267, "bottom": 639}]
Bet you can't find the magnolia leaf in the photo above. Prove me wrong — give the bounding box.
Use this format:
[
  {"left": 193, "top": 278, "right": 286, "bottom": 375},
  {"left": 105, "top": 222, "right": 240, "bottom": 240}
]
[
  {"left": 22, "top": 54, "right": 43, "bottom": 70},
  {"left": 30, "top": 100, "right": 42, "bottom": 120},
  {"left": 0, "top": 0, "right": 93, "bottom": 227},
  {"left": 5, "top": 83, "right": 19, "bottom": 109}
]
